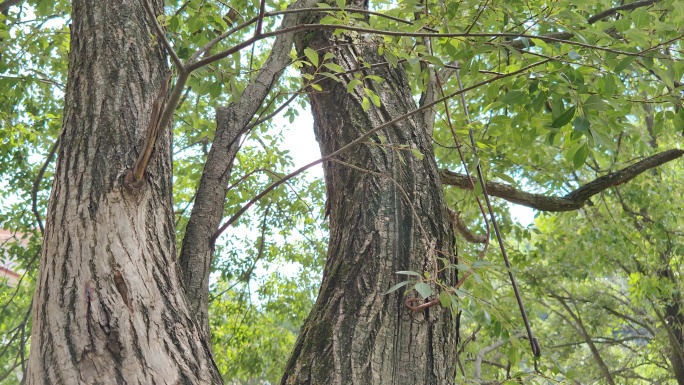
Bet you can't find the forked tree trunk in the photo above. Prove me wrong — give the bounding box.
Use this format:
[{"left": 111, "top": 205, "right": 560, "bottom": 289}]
[
  {"left": 281, "top": 9, "right": 458, "bottom": 385},
  {"left": 26, "top": 0, "right": 221, "bottom": 383}
]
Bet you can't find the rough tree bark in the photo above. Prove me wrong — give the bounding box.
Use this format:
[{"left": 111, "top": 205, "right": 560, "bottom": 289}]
[
  {"left": 26, "top": 0, "right": 221, "bottom": 383},
  {"left": 280, "top": 5, "right": 458, "bottom": 384}
]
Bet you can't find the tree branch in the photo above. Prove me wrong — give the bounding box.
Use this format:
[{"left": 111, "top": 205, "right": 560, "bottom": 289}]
[
  {"left": 587, "top": 0, "right": 659, "bottom": 24},
  {"left": 441, "top": 149, "right": 684, "bottom": 212},
  {"left": 508, "top": 0, "right": 661, "bottom": 50}
]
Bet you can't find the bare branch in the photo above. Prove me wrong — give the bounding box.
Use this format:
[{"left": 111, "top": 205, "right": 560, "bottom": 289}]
[
  {"left": 441, "top": 149, "right": 684, "bottom": 212},
  {"left": 450, "top": 209, "right": 487, "bottom": 244},
  {"left": 255, "top": 0, "right": 266, "bottom": 36},
  {"left": 587, "top": 0, "right": 659, "bottom": 24},
  {"left": 268, "top": 7, "right": 438, "bottom": 31}
]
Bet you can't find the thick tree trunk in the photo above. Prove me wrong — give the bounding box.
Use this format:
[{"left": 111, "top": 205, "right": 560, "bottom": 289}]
[
  {"left": 281, "top": 13, "right": 458, "bottom": 385},
  {"left": 26, "top": 0, "right": 221, "bottom": 383}
]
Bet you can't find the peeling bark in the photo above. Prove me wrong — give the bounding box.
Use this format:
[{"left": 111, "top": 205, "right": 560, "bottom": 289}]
[
  {"left": 281, "top": 7, "right": 457, "bottom": 384},
  {"left": 26, "top": 0, "right": 221, "bottom": 383}
]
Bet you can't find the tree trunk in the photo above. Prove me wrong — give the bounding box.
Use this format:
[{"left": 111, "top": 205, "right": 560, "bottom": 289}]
[
  {"left": 26, "top": 0, "right": 221, "bottom": 383},
  {"left": 281, "top": 12, "right": 458, "bottom": 385}
]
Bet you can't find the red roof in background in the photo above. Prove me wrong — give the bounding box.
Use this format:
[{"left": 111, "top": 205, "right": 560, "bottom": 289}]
[
  {"left": 0, "top": 265, "right": 20, "bottom": 279},
  {"left": 0, "top": 229, "right": 25, "bottom": 285},
  {"left": 0, "top": 228, "right": 26, "bottom": 243}
]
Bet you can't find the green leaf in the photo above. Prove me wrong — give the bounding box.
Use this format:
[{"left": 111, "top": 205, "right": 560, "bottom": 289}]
[
  {"left": 573, "top": 116, "right": 590, "bottom": 132},
  {"left": 36, "top": 0, "right": 52, "bottom": 16},
  {"left": 169, "top": 15, "right": 180, "bottom": 31},
  {"left": 304, "top": 47, "right": 319, "bottom": 67},
  {"left": 364, "top": 88, "right": 381, "bottom": 107},
  {"left": 472, "top": 180, "right": 483, "bottom": 196},
  {"left": 598, "top": 74, "right": 616, "bottom": 97},
  {"left": 364, "top": 75, "right": 384, "bottom": 83},
  {"left": 336, "top": 0, "right": 345, "bottom": 10},
  {"left": 439, "top": 291, "right": 451, "bottom": 307},
  {"left": 589, "top": 128, "right": 615, "bottom": 150},
  {"left": 550, "top": 106, "right": 576, "bottom": 128},
  {"left": 568, "top": 50, "right": 581, "bottom": 60},
  {"left": 319, "top": 72, "right": 341, "bottom": 82},
  {"left": 410, "top": 148, "right": 424, "bottom": 160},
  {"left": 386, "top": 281, "right": 410, "bottom": 294},
  {"left": 614, "top": 56, "right": 635, "bottom": 73},
  {"left": 614, "top": 18, "right": 631, "bottom": 32},
  {"left": 414, "top": 282, "right": 433, "bottom": 299},
  {"left": 584, "top": 95, "right": 604, "bottom": 111},
  {"left": 323, "top": 62, "right": 345, "bottom": 73},
  {"left": 310, "top": 84, "right": 322, "bottom": 91},
  {"left": 346, "top": 79, "right": 362, "bottom": 93},
  {"left": 361, "top": 97, "right": 370, "bottom": 111},
  {"left": 209, "top": 82, "right": 222, "bottom": 98},
  {"left": 496, "top": 173, "right": 516, "bottom": 185},
  {"left": 472, "top": 260, "right": 490, "bottom": 268},
  {"left": 385, "top": 50, "right": 398, "bottom": 68},
  {"left": 572, "top": 143, "right": 589, "bottom": 169},
  {"left": 501, "top": 90, "right": 526, "bottom": 105}
]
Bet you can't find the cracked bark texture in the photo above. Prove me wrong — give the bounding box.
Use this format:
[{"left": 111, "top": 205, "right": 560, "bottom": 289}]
[
  {"left": 179, "top": 0, "right": 318, "bottom": 337},
  {"left": 26, "top": 0, "right": 221, "bottom": 383},
  {"left": 281, "top": 9, "right": 457, "bottom": 385}
]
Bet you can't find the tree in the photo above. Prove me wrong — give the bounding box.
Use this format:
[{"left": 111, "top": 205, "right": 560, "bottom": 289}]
[{"left": 0, "top": 0, "right": 683, "bottom": 384}]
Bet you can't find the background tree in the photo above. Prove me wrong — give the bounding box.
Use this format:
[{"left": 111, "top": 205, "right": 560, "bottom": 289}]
[{"left": 0, "top": 0, "right": 682, "bottom": 384}]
